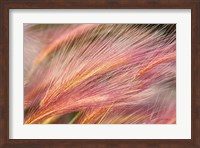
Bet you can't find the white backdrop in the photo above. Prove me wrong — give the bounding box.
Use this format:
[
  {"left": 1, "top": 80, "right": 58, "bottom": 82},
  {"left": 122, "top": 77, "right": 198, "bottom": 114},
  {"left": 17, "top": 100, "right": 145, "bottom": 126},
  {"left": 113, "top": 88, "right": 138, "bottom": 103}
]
[{"left": 9, "top": 9, "right": 191, "bottom": 139}]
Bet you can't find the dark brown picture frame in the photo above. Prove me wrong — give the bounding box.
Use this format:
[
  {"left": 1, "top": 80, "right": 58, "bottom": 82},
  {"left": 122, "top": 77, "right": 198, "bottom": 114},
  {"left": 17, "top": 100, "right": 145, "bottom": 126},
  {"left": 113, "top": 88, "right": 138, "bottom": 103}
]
[{"left": 0, "top": 0, "right": 200, "bottom": 147}]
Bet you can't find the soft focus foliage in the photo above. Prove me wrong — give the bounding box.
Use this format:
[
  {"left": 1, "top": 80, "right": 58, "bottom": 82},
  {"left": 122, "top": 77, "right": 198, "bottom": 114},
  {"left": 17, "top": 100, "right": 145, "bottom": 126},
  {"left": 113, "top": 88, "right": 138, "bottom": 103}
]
[{"left": 24, "top": 24, "right": 176, "bottom": 124}]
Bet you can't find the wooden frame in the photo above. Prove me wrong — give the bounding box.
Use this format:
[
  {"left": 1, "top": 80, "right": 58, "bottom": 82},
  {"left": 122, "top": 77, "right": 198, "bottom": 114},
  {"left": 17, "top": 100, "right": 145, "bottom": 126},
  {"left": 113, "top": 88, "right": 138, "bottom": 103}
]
[{"left": 0, "top": 0, "right": 199, "bottom": 147}]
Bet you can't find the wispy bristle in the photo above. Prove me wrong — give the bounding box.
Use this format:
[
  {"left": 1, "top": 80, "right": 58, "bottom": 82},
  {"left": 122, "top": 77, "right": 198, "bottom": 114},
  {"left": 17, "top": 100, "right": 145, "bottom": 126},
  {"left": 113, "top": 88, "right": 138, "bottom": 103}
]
[{"left": 24, "top": 24, "right": 176, "bottom": 124}]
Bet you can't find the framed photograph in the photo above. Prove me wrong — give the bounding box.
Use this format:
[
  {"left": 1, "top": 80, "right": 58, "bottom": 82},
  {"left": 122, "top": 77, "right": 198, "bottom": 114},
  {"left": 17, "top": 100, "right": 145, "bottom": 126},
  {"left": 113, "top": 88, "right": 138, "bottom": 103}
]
[{"left": 1, "top": 0, "right": 200, "bottom": 147}]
